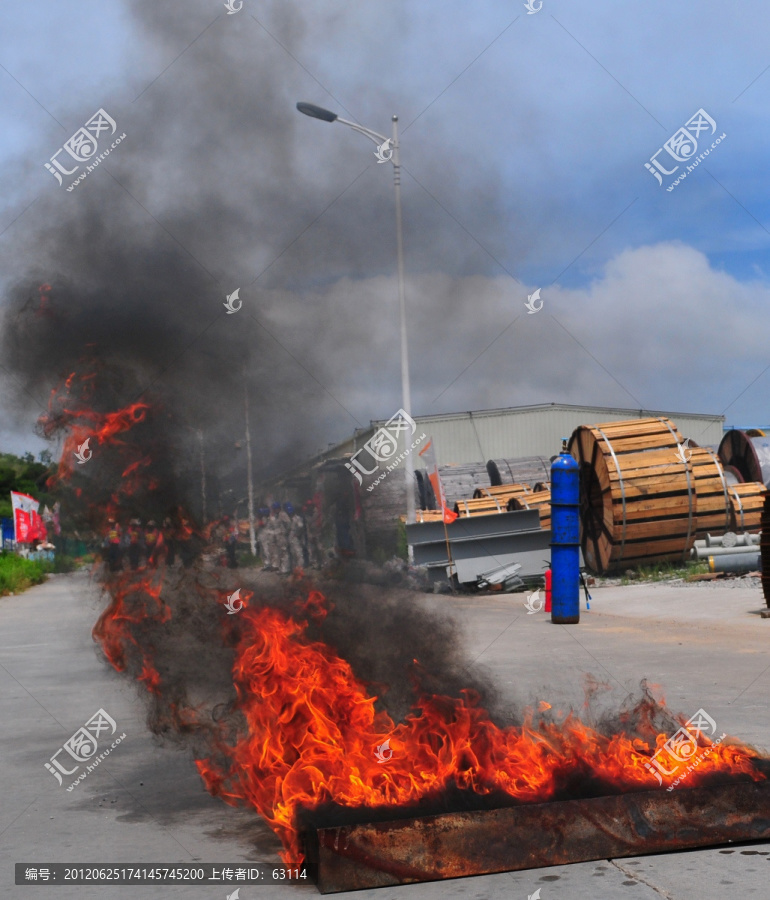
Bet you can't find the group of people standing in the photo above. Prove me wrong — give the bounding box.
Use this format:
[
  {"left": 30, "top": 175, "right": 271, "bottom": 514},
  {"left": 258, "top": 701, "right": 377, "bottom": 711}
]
[
  {"left": 103, "top": 516, "right": 195, "bottom": 573},
  {"left": 258, "top": 501, "right": 323, "bottom": 574},
  {"left": 102, "top": 501, "right": 324, "bottom": 576}
]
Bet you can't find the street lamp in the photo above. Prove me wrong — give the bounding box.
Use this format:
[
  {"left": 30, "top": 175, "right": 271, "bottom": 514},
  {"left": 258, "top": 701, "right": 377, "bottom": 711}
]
[{"left": 296, "top": 102, "right": 416, "bottom": 527}]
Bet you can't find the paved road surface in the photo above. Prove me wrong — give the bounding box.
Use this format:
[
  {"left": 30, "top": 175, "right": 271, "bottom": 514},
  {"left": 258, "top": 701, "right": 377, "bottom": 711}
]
[{"left": 1, "top": 571, "right": 768, "bottom": 899}]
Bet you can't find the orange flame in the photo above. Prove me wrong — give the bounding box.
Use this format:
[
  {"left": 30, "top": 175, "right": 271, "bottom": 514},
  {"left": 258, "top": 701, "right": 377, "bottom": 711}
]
[{"left": 191, "top": 592, "right": 764, "bottom": 863}]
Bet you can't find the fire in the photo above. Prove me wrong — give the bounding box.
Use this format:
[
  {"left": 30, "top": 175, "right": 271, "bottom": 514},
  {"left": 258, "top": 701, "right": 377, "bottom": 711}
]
[
  {"left": 42, "top": 387, "right": 759, "bottom": 870},
  {"left": 42, "top": 384, "right": 149, "bottom": 489},
  {"left": 93, "top": 570, "right": 170, "bottom": 691},
  {"left": 189, "top": 590, "right": 765, "bottom": 864}
]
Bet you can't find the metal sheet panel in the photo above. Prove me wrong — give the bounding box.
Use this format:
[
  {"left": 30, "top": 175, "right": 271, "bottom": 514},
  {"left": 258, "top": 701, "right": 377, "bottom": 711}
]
[{"left": 306, "top": 779, "right": 770, "bottom": 893}]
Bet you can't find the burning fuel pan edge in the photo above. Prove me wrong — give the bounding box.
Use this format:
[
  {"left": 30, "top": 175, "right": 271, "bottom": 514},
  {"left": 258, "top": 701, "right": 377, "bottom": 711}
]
[{"left": 304, "top": 780, "right": 770, "bottom": 893}]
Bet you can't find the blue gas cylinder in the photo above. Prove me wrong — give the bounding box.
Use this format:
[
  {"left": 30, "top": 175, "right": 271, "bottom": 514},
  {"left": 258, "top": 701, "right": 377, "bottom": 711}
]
[{"left": 551, "top": 439, "right": 580, "bottom": 624}]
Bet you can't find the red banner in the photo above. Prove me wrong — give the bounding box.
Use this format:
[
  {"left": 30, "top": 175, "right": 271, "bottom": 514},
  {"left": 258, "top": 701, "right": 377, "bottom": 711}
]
[{"left": 11, "top": 491, "right": 46, "bottom": 544}]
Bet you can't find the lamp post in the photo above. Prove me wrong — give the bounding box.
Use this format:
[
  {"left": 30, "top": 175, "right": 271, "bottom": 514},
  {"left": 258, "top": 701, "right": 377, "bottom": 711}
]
[
  {"left": 296, "top": 102, "right": 416, "bottom": 527},
  {"left": 243, "top": 365, "right": 257, "bottom": 556}
]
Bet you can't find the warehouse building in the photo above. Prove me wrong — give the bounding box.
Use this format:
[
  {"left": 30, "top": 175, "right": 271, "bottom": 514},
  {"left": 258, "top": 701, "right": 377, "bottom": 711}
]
[{"left": 265, "top": 403, "right": 725, "bottom": 561}]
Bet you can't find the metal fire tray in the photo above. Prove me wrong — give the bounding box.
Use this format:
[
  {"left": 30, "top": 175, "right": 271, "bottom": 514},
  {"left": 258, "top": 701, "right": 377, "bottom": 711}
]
[{"left": 304, "top": 779, "right": 770, "bottom": 893}]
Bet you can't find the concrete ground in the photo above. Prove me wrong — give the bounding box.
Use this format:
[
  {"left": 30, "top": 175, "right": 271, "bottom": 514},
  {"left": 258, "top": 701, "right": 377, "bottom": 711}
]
[{"left": 1, "top": 570, "right": 769, "bottom": 899}]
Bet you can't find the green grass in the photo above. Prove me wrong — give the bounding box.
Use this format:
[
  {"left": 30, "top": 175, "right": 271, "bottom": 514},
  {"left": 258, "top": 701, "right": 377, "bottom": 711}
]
[
  {"left": 0, "top": 553, "right": 49, "bottom": 596},
  {"left": 619, "top": 560, "right": 710, "bottom": 585}
]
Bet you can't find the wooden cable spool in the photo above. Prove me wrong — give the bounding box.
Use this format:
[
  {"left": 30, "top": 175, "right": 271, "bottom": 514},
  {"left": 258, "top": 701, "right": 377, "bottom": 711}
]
[
  {"left": 728, "top": 482, "right": 764, "bottom": 533},
  {"left": 568, "top": 417, "right": 697, "bottom": 574},
  {"left": 760, "top": 493, "right": 770, "bottom": 608},
  {"left": 689, "top": 446, "right": 732, "bottom": 538},
  {"left": 508, "top": 490, "right": 551, "bottom": 530},
  {"left": 718, "top": 429, "right": 770, "bottom": 487}
]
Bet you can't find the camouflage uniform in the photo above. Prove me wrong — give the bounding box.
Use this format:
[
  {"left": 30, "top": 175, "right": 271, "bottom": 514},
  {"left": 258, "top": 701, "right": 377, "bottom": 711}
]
[
  {"left": 263, "top": 507, "right": 282, "bottom": 571},
  {"left": 275, "top": 509, "right": 292, "bottom": 574},
  {"left": 256, "top": 509, "right": 271, "bottom": 568},
  {"left": 288, "top": 511, "right": 306, "bottom": 569}
]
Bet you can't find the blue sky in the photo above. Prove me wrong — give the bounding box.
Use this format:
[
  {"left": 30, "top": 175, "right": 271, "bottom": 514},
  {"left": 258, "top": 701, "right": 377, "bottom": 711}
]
[{"left": 1, "top": 0, "right": 769, "bottom": 459}]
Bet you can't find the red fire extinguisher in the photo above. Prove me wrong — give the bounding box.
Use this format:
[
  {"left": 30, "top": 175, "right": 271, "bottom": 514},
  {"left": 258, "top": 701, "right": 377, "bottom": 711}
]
[{"left": 544, "top": 568, "right": 552, "bottom": 613}]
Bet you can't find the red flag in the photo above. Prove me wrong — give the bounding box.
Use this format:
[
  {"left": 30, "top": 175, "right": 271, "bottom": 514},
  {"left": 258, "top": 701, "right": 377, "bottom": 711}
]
[
  {"left": 11, "top": 491, "right": 44, "bottom": 543},
  {"left": 418, "top": 438, "right": 458, "bottom": 523}
]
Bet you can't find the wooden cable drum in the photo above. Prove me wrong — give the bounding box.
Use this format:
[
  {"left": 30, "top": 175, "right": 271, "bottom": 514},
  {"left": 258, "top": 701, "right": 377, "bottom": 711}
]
[
  {"left": 568, "top": 417, "right": 697, "bottom": 574},
  {"left": 508, "top": 490, "right": 551, "bottom": 530},
  {"left": 728, "top": 482, "right": 764, "bottom": 533},
  {"left": 472, "top": 483, "right": 531, "bottom": 501},
  {"left": 723, "top": 465, "right": 744, "bottom": 486},
  {"left": 689, "top": 446, "right": 732, "bottom": 538},
  {"left": 761, "top": 493, "right": 770, "bottom": 608},
  {"left": 718, "top": 429, "right": 770, "bottom": 487}
]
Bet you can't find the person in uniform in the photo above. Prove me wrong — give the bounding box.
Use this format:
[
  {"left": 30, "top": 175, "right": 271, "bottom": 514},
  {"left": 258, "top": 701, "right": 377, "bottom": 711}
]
[
  {"left": 126, "top": 519, "right": 144, "bottom": 570},
  {"left": 163, "top": 517, "right": 176, "bottom": 567},
  {"left": 144, "top": 520, "right": 163, "bottom": 567},
  {"left": 257, "top": 507, "right": 271, "bottom": 570},
  {"left": 105, "top": 518, "right": 123, "bottom": 573},
  {"left": 177, "top": 514, "right": 196, "bottom": 569},
  {"left": 222, "top": 514, "right": 238, "bottom": 569},
  {"left": 286, "top": 503, "right": 306, "bottom": 570}
]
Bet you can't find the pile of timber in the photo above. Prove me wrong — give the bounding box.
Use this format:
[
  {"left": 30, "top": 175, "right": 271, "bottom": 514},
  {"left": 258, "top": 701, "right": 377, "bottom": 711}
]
[
  {"left": 455, "top": 483, "right": 530, "bottom": 517},
  {"left": 431, "top": 459, "right": 553, "bottom": 510},
  {"left": 508, "top": 490, "right": 552, "bottom": 530},
  {"left": 568, "top": 417, "right": 765, "bottom": 574},
  {"left": 411, "top": 509, "right": 445, "bottom": 524}
]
